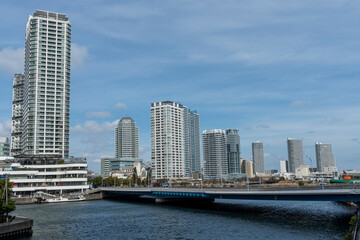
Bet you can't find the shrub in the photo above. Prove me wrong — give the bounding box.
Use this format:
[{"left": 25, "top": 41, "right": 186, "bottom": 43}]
[{"left": 298, "top": 181, "right": 305, "bottom": 186}]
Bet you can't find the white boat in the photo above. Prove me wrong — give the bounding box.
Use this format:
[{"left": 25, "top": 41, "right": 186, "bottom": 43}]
[{"left": 46, "top": 196, "right": 85, "bottom": 203}]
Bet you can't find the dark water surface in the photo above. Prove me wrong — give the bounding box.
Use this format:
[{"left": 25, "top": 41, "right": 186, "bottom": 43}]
[{"left": 14, "top": 199, "right": 355, "bottom": 240}]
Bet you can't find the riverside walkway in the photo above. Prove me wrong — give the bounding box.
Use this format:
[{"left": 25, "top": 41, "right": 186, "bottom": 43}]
[{"left": 101, "top": 186, "right": 360, "bottom": 202}]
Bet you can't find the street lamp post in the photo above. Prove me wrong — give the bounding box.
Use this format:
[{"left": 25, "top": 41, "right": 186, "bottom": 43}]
[{"left": 306, "top": 155, "right": 315, "bottom": 186}]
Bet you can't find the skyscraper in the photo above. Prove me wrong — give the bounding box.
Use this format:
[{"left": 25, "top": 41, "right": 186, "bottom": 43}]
[
  {"left": 151, "top": 101, "right": 200, "bottom": 179},
  {"left": 315, "top": 142, "right": 336, "bottom": 173},
  {"left": 226, "top": 129, "right": 241, "bottom": 175},
  {"left": 11, "top": 74, "right": 25, "bottom": 156},
  {"left": 287, "top": 138, "right": 304, "bottom": 173},
  {"left": 20, "top": 10, "right": 71, "bottom": 157},
  {"left": 115, "top": 117, "right": 139, "bottom": 158},
  {"left": 203, "top": 129, "right": 228, "bottom": 179},
  {"left": 252, "top": 141, "right": 264, "bottom": 174},
  {"left": 184, "top": 109, "right": 200, "bottom": 175},
  {"left": 280, "top": 160, "right": 289, "bottom": 173}
]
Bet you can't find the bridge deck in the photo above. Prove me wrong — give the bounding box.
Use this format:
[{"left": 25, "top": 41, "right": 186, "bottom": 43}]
[{"left": 101, "top": 187, "right": 360, "bottom": 202}]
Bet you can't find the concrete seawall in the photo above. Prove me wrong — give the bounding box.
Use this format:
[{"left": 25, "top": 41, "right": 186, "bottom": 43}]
[{"left": 0, "top": 216, "right": 33, "bottom": 239}]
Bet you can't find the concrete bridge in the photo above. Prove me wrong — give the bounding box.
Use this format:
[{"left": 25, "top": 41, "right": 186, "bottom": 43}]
[{"left": 101, "top": 187, "right": 360, "bottom": 203}]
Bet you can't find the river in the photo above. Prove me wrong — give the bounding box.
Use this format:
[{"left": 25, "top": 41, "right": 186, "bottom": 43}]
[{"left": 14, "top": 199, "right": 354, "bottom": 239}]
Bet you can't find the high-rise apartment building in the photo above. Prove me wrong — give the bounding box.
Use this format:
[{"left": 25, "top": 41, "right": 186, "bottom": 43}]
[
  {"left": 0, "top": 137, "right": 10, "bottom": 157},
  {"left": 252, "top": 141, "right": 264, "bottom": 175},
  {"left": 203, "top": 129, "right": 228, "bottom": 179},
  {"left": 241, "top": 159, "right": 254, "bottom": 178},
  {"left": 20, "top": 10, "right": 71, "bottom": 157},
  {"left": 11, "top": 74, "right": 25, "bottom": 156},
  {"left": 151, "top": 101, "right": 200, "bottom": 179},
  {"left": 226, "top": 129, "right": 241, "bottom": 175},
  {"left": 184, "top": 109, "right": 200, "bottom": 175},
  {"left": 115, "top": 117, "right": 139, "bottom": 158},
  {"left": 287, "top": 138, "right": 304, "bottom": 173},
  {"left": 315, "top": 142, "right": 336, "bottom": 173}
]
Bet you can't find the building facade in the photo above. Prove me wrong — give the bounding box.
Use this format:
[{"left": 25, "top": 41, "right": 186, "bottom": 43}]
[
  {"left": 20, "top": 10, "right": 71, "bottom": 157},
  {"left": 101, "top": 157, "right": 143, "bottom": 178},
  {"left": 241, "top": 159, "right": 254, "bottom": 178},
  {"left": 280, "top": 160, "right": 289, "bottom": 173},
  {"left": 252, "top": 141, "right": 264, "bottom": 175},
  {"left": 11, "top": 74, "right": 25, "bottom": 156},
  {"left": 151, "top": 101, "right": 200, "bottom": 179},
  {"left": 315, "top": 143, "right": 336, "bottom": 173},
  {"left": 115, "top": 117, "right": 139, "bottom": 158},
  {"left": 0, "top": 138, "right": 10, "bottom": 157},
  {"left": 226, "top": 129, "right": 241, "bottom": 176},
  {"left": 287, "top": 138, "right": 304, "bottom": 173},
  {"left": 203, "top": 129, "right": 228, "bottom": 179}
]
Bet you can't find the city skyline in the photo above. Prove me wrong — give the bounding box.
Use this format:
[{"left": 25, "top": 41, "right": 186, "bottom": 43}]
[{"left": 0, "top": 1, "right": 359, "bottom": 172}]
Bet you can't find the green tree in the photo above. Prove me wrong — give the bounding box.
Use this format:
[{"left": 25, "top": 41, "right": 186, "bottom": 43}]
[
  {"left": 0, "top": 178, "right": 16, "bottom": 223},
  {"left": 88, "top": 176, "right": 103, "bottom": 188},
  {"left": 298, "top": 181, "right": 305, "bottom": 186}
]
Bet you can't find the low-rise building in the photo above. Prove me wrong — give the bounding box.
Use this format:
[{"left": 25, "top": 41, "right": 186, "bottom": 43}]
[
  {"left": 0, "top": 137, "right": 10, "bottom": 157},
  {"left": 101, "top": 157, "right": 144, "bottom": 178},
  {"left": 0, "top": 155, "right": 89, "bottom": 197}
]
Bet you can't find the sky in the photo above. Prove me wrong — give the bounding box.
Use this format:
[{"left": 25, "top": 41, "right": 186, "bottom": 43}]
[{"left": 0, "top": 0, "right": 359, "bottom": 173}]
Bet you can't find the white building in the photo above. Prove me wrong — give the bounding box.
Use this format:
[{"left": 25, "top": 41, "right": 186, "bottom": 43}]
[
  {"left": 151, "top": 101, "right": 200, "bottom": 179},
  {"left": 203, "top": 129, "right": 228, "bottom": 179},
  {"left": 280, "top": 160, "right": 288, "bottom": 174},
  {"left": 115, "top": 117, "right": 139, "bottom": 158},
  {"left": 0, "top": 156, "right": 88, "bottom": 197},
  {"left": 11, "top": 74, "right": 25, "bottom": 156},
  {"left": 20, "top": 10, "right": 71, "bottom": 157},
  {"left": 295, "top": 165, "right": 310, "bottom": 179}
]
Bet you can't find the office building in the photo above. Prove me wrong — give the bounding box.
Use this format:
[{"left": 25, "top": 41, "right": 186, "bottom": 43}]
[
  {"left": 280, "top": 160, "right": 289, "bottom": 173},
  {"left": 315, "top": 143, "right": 336, "bottom": 173},
  {"left": 287, "top": 138, "right": 304, "bottom": 173},
  {"left": 20, "top": 10, "right": 71, "bottom": 157},
  {"left": 151, "top": 101, "right": 200, "bottom": 179},
  {"left": 264, "top": 169, "right": 278, "bottom": 175},
  {"left": 203, "top": 129, "right": 228, "bottom": 179},
  {"left": 252, "top": 141, "right": 264, "bottom": 175},
  {"left": 0, "top": 138, "right": 10, "bottom": 157},
  {"left": 11, "top": 74, "right": 25, "bottom": 156},
  {"left": 115, "top": 117, "right": 139, "bottom": 158},
  {"left": 226, "top": 129, "right": 241, "bottom": 176}
]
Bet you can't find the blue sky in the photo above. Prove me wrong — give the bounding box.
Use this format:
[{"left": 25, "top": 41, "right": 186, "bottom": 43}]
[{"left": 0, "top": 0, "right": 359, "bottom": 173}]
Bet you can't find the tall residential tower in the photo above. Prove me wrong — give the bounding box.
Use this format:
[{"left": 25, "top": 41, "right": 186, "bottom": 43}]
[
  {"left": 226, "top": 129, "right": 241, "bottom": 176},
  {"left": 11, "top": 74, "right": 25, "bottom": 156},
  {"left": 115, "top": 117, "right": 139, "bottom": 158},
  {"left": 315, "top": 142, "right": 336, "bottom": 173},
  {"left": 252, "top": 141, "right": 264, "bottom": 175},
  {"left": 203, "top": 129, "right": 228, "bottom": 179},
  {"left": 287, "top": 138, "right": 304, "bottom": 173},
  {"left": 20, "top": 10, "right": 71, "bottom": 157},
  {"left": 151, "top": 101, "right": 200, "bottom": 179}
]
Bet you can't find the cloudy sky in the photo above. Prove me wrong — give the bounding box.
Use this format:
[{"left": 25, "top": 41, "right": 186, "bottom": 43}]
[{"left": 0, "top": 0, "right": 359, "bottom": 173}]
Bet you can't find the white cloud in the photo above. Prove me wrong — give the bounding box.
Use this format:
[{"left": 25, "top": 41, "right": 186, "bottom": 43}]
[
  {"left": 256, "top": 124, "right": 270, "bottom": 129},
  {"left": 86, "top": 111, "right": 111, "bottom": 118},
  {"left": 0, "top": 120, "right": 11, "bottom": 137},
  {"left": 71, "top": 43, "right": 88, "bottom": 69},
  {"left": 70, "top": 120, "right": 118, "bottom": 133},
  {"left": 92, "top": 159, "right": 101, "bottom": 163},
  {"left": 115, "top": 103, "right": 127, "bottom": 109},
  {"left": 290, "top": 100, "right": 313, "bottom": 107},
  {"left": 0, "top": 47, "right": 24, "bottom": 74}
]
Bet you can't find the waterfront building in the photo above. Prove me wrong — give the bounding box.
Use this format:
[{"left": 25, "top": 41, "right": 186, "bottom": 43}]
[
  {"left": 115, "top": 117, "right": 139, "bottom": 158},
  {"left": 287, "top": 138, "right": 304, "bottom": 173},
  {"left": 226, "top": 129, "right": 241, "bottom": 177},
  {"left": 0, "top": 155, "right": 88, "bottom": 197},
  {"left": 203, "top": 129, "right": 228, "bottom": 179},
  {"left": 0, "top": 138, "right": 10, "bottom": 157},
  {"left": 252, "top": 141, "right": 264, "bottom": 175},
  {"left": 280, "top": 160, "right": 289, "bottom": 173},
  {"left": 101, "top": 157, "right": 143, "bottom": 178},
  {"left": 295, "top": 165, "right": 310, "bottom": 179},
  {"left": 184, "top": 108, "right": 200, "bottom": 175},
  {"left": 315, "top": 143, "right": 336, "bottom": 173},
  {"left": 151, "top": 101, "right": 200, "bottom": 179},
  {"left": 11, "top": 74, "right": 25, "bottom": 156},
  {"left": 241, "top": 159, "right": 254, "bottom": 178},
  {"left": 20, "top": 10, "right": 71, "bottom": 157}
]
